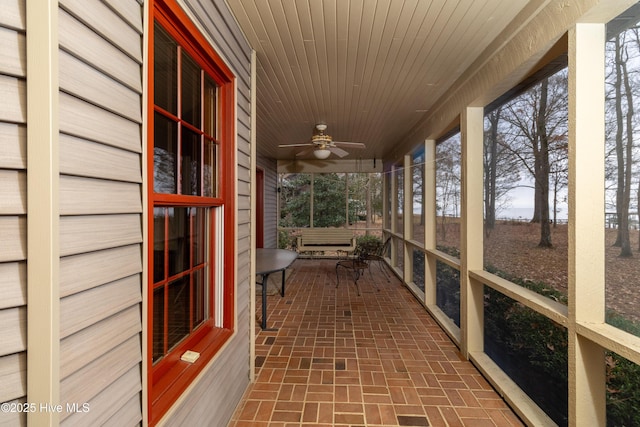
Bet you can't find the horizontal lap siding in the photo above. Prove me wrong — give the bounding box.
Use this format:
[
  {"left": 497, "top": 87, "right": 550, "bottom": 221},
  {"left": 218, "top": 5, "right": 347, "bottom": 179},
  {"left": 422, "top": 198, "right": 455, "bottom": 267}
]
[
  {"left": 58, "top": 1, "right": 143, "bottom": 424},
  {"left": 160, "top": 0, "right": 253, "bottom": 425},
  {"left": 0, "top": 1, "right": 27, "bottom": 425},
  {"left": 257, "top": 156, "right": 278, "bottom": 248}
]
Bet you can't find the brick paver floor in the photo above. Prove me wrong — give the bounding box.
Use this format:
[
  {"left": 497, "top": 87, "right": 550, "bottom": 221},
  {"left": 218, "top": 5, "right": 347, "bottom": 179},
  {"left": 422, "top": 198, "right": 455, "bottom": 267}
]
[{"left": 229, "top": 259, "right": 524, "bottom": 427}]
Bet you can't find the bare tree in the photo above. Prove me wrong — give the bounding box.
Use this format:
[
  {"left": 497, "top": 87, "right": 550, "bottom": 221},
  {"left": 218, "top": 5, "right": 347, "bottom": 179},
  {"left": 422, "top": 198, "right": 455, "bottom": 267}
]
[
  {"left": 436, "top": 136, "right": 461, "bottom": 241},
  {"left": 483, "top": 107, "right": 520, "bottom": 235},
  {"left": 500, "top": 71, "right": 568, "bottom": 248},
  {"left": 534, "top": 78, "right": 553, "bottom": 247},
  {"left": 611, "top": 34, "right": 633, "bottom": 257}
]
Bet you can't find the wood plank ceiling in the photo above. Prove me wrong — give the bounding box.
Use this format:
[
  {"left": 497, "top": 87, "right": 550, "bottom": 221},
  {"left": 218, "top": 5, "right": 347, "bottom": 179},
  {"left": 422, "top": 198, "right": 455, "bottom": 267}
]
[{"left": 226, "top": 0, "right": 531, "bottom": 161}]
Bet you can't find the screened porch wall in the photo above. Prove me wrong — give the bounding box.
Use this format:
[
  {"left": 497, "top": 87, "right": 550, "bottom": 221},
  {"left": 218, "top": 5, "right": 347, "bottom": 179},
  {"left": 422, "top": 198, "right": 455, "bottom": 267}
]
[{"left": 383, "top": 1, "right": 640, "bottom": 426}]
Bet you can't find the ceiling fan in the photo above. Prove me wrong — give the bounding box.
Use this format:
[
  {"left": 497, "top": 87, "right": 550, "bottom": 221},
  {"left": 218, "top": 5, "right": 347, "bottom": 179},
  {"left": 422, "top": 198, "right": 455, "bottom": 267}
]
[{"left": 278, "top": 124, "right": 365, "bottom": 159}]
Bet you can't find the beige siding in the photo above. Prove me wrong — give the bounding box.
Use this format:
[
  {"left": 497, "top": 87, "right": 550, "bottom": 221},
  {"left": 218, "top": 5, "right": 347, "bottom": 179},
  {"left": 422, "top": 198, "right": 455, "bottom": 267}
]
[
  {"left": 0, "top": 1, "right": 26, "bottom": 418},
  {"left": 0, "top": 75, "right": 25, "bottom": 123},
  {"left": 60, "top": 306, "right": 141, "bottom": 378},
  {"left": 0, "top": 262, "right": 26, "bottom": 309},
  {"left": 59, "top": 335, "right": 141, "bottom": 422},
  {"left": 0, "top": 27, "right": 25, "bottom": 77},
  {"left": 0, "top": 123, "right": 26, "bottom": 169},
  {"left": 57, "top": 0, "right": 144, "bottom": 423},
  {"left": 61, "top": 364, "right": 141, "bottom": 426},
  {"left": 60, "top": 176, "right": 142, "bottom": 215},
  {"left": 59, "top": 51, "right": 141, "bottom": 122},
  {"left": 59, "top": 9, "right": 141, "bottom": 92},
  {"left": 59, "top": 92, "right": 141, "bottom": 152},
  {"left": 102, "top": 393, "right": 142, "bottom": 426},
  {"left": 59, "top": 0, "right": 142, "bottom": 61},
  {"left": 59, "top": 134, "right": 142, "bottom": 183},
  {"left": 0, "top": 170, "right": 26, "bottom": 214},
  {"left": 0, "top": 217, "right": 26, "bottom": 262},
  {"left": 60, "top": 275, "right": 141, "bottom": 339},
  {"left": 0, "top": 307, "right": 26, "bottom": 356},
  {"left": 0, "top": 0, "right": 25, "bottom": 30},
  {"left": 257, "top": 156, "right": 278, "bottom": 248},
  {"left": 59, "top": 214, "right": 142, "bottom": 257},
  {"left": 60, "top": 245, "right": 142, "bottom": 298},
  {"left": 0, "top": 352, "right": 26, "bottom": 403}
]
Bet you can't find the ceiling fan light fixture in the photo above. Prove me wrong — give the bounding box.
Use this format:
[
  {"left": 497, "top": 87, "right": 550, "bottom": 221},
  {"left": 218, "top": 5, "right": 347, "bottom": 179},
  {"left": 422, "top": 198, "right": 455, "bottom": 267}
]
[{"left": 314, "top": 148, "right": 331, "bottom": 159}]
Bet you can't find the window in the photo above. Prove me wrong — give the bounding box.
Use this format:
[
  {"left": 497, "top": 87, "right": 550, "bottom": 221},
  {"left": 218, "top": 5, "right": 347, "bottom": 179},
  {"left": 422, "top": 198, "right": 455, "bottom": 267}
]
[{"left": 149, "top": 1, "right": 235, "bottom": 423}]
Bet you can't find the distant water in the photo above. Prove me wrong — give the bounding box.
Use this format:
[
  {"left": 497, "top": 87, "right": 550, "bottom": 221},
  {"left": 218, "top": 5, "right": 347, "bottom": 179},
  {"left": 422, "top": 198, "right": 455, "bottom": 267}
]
[
  {"left": 497, "top": 207, "right": 533, "bottom": 220},
  {"left": 496, "top": 207, "right": 568, "bottom": 221}
]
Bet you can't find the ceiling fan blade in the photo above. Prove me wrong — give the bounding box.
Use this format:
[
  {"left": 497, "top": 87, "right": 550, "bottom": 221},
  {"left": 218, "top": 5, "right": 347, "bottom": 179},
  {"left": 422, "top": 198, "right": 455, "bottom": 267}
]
[
  {"left": 295, "top": 146, "right": 316, "bottom": 157},
  {"left": 278, "top": 143, "right": 314, "bottom": 148},
  {"left": 329, "top": 146, "right": 349, "bottom": 158},
  {"left": 332, "top": 141, "right": 365, "bottom": 148}
]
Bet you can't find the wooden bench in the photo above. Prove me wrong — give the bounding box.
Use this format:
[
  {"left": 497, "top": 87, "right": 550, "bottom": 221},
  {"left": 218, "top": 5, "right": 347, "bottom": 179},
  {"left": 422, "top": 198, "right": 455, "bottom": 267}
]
[{"left": 296, "top": 228, "right": 356, "bottom": 256}]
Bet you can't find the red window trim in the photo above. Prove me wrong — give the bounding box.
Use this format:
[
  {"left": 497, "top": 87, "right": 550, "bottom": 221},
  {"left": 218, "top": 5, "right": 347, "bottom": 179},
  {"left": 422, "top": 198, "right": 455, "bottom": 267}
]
[{"left": 148, "top": 1, "right": 236, "bottom": 424}]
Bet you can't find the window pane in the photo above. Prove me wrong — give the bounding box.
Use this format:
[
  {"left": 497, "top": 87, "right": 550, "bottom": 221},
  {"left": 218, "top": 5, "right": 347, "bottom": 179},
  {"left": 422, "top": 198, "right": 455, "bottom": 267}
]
[
  {"left": 314, "top": 173, "right": 347, "bottom": 227},
  {"left": 154, "top": 24, "right": 177, "bottom": 114},
  {"left": 168, "top": 207, "right": 190, "bottom": 277},
  {"left": 412, "top": 249, "right": 425, "bottom": 292},
  {"left": 484, "top": 286, "right": 568, "bottom": 425},
  {"left": 347, "top": 173, "right": 382, "bottom": 235},
  {"left": 204, "top": 75, "right": 217, "bottom": 137},
  {"left": 193, "top": 207, "right": 206, "bottom": 266},
  {"left": 154, "top": 113, "right": 178, "bottom": 194},
  {"left": 395, "top": 167, "right": 404, "bottom": 233},
  {"left": 168, "top": 276, "right": 190, "bottom": 351},
  {"left": 606, "top": 351, "right": 640, "bottom": 426},
  {"left": 436, "top": 260, "right": 460, "bottom": 327},
  {"left": 483, "top": 70, "right": 569, "bottom": 304},
  {"left": 385, "top": 172, "right": 392, "bottom": 230},
  {"left": 605, "top": 12, "right": 640, "bottom": 337},
  {"left": 193, "top": 268, "right": 206, "bottom": 327},
  {"left": 181, "top": 127, "right": 201, "bottom": 196},
  {"left": 279, "top": 174, "right": 311, "bottom": 228},
  {"left": 412, "top": 150, "right": 425, "bottom": 243},
  {"left": 153, "top": 287, "right": 165, "bottom": 363},
  {"left": 181, "top": 52, "right": 201, "bottom": 128},
  {"left": 153, "top": 208, "right": 166, "bottom": 283},
  {"left": 203, "top": 138, "right": 217, "bottom": 197},
  {"left": 395, "top": 237, "right": 403, "bottom": 278},
  {"left": 436, "top": 133, "right": 461, "bottom": 254}
]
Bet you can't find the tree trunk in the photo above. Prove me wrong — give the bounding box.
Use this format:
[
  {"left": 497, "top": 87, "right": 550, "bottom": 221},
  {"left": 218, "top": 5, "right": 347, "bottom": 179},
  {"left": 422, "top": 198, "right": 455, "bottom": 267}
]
[
  {"left": 484, "top": 109, "right": 500, "bottom": 233},
  {"left": 613, "top": 35, "right": 626, "bottom": 247},
  {"left": 620, "top": 46, "right": 633, "bottom": 257},
  {"left": 536, "top": 78, "right": 552, "bottom": 247}
]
